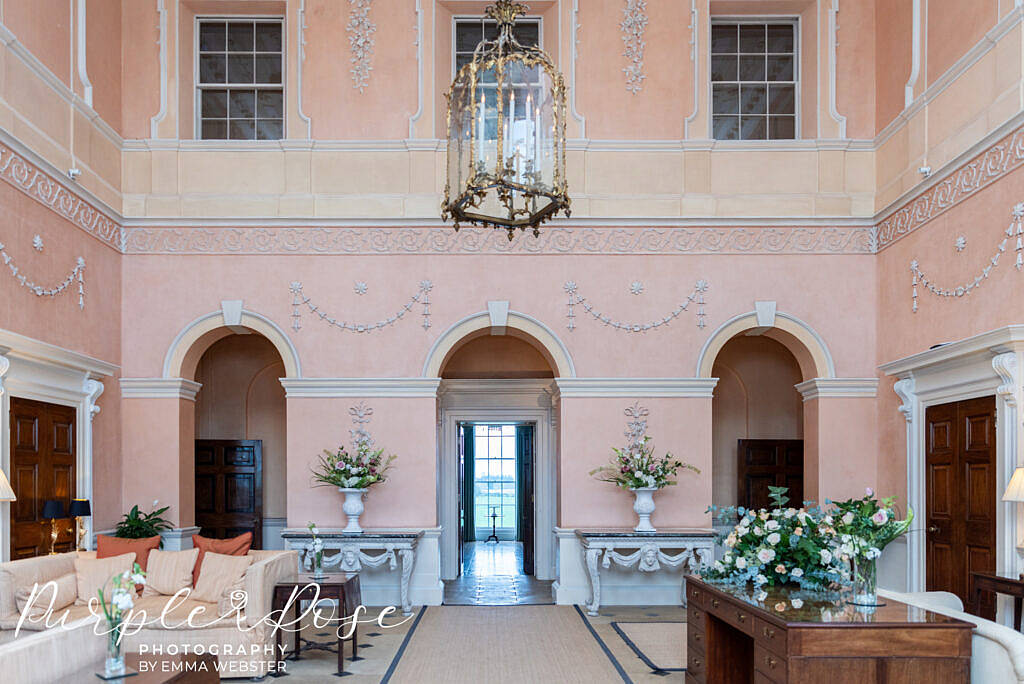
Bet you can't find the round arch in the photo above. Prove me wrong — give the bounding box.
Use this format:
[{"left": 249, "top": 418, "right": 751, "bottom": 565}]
[
  {"left": 696, "top": 310, "right": 835, "bottom": 380},
  {"left": 423, "top": 310, "right": 576, "bottom": 378},
  {"left": 163, "top": 309, "right": 302, "bottom": 380}
]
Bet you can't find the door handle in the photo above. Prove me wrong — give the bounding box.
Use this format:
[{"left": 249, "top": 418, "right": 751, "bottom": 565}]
[{"left": 928, "top": 526, "right": 939, "bottom": 533}]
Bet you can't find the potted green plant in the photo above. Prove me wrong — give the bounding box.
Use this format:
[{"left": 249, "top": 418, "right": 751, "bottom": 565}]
[{"left": 114, "top": 502, "right": 173, "bottom": 547}]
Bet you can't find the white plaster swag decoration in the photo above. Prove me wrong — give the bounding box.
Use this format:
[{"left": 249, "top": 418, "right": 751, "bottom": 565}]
[
  {"left": 629, "top": 280, "right": 644, "bottom": 295},
  {"left": 620, "top": 0, "right": 648, "bottom": 94},
  {"left": 32, "top": 235, "right": 43, "bottom": 251},
  {"left": 564, "top": 279, "right": 708, "bottom": 332},
  {"left": 0, "top": 241, "right": 85, "bottom": 308},
  {"left": 910, "top": 201, "right": 1023, "bottom": 312},
  {"left": 347, "top": 0, "right": 376, "bottom": 92},
  {"left": 955, "top": 235, "right": 966, "bottom": 252},
  {"left": 289, "top": 280, "right": 432, "bottom": 332}
]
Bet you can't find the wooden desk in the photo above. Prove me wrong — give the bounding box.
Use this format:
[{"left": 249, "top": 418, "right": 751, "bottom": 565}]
[
  {"left": 971, "top": 571, "right": 1024, "bottom": 630},
  {"left": 685, "top": 575, "right": 973, "bottom": 684},
  {"left": 272, "top": 572, "right": 361, "bottom": 677}
]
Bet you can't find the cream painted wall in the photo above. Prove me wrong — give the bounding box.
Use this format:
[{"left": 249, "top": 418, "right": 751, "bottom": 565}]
[
  {"left": 711, "top": 334, "right": 803, "bottom": 509},
  {"left": 194, "top": 334, "right": 287, "bottom": 519}
]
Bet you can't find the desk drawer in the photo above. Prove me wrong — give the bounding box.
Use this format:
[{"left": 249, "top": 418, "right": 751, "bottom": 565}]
[
  {"left": 686, "top": 650, "right": 707, "bottom": 683},
  {"left": 687, "top": 605, "right": 706, "bottom": 632},
  {"left": 754, "top": 617, "right": 787, "bottom": 656},
  {"left": 687, "top": 624, "right": 705, "bottom": 656},
  {"left": 706, "top": 595, "right": 755, "bottom": 636},
  {"left": 686, "top": 581, "right": 706, "bottom": 608},
  {"left": 754, "top": 643, "right": 787, "bottom": 682}
]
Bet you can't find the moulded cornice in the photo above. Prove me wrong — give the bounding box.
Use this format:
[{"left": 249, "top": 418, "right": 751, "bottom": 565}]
[
  {"left": 879, "top": 326, "right": 1024, "bottom": 378},
  {"left": 279, "top": 377, "right": 441, "bottom": 398},
  {"left": 0, "top": 328, "right": 117, "bottom": 377},
  {"left": 119, "top": 377, "right": 202, "bottom": 401},
  {"left": 554, "top": 378, "right": 719, "bottom": 398},
  {"left": 794, "top": 378, "right": 879, "bottom": 401}
]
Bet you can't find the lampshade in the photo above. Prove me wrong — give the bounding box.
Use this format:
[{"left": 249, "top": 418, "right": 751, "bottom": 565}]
[
  {"left": 0, "top": 469, "right": 15, "bottom": 502},
  {"left": 69, "top": 499, "right": 91, "bottom": 517},
  {"left": 1003, "top": 468, "right": 1024, "bottom": 502},
  {"left": 41, "top": 500, "right": 65, "bottom": 520}
]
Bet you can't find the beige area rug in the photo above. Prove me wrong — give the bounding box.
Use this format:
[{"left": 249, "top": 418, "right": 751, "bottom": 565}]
[
  {"left": 611, "top": 621, "right": 687, "bottom": 671},
  {"left": 385, "top": 605, "right": 626, "bottom": 684}
]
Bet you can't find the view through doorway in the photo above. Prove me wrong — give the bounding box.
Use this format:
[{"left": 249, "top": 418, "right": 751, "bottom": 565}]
[{"left": 443, "top": 422, "right": 553, "bottom": 605}]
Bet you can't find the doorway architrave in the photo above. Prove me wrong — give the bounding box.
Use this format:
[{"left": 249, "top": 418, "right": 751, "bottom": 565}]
[
  {"left": 881, "top": 325, "right": 1024, "bottom": 625},
  {"left": 438, "top": 379, "right": 557, "bottom": 581}
]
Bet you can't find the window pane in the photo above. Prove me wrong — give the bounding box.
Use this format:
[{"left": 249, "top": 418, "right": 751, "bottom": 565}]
[
  {"left": 199, "top": 23, "right": 226, "bottom": 52},
  {"left": 199, "top": 54, "right": 226, "bottom": 83},
  {"left": 767, "top": 24, "right": 794, "bottom": 53},
  {"left": 740, "top": 116, "right": 767, "bottom": 140},
  {"left": 201, "top": 89, "right": 228, "bottom": 117},
  {"left": 227, "top": 22, "right": 254, "bottom": 51},
  {"left": 229, "top": 90, "right": 256, "bottom": 117},
  {"left": 710, "top": 55, "right": 737, "bottom": 81},
  {"left": 740, "top": 84, "right": 767, "bottom": 114},
  {"left": 739, "top": 55, "right": 766, "bottom": 81},
  {"left": 255, "top": 54, "right": 282, "bottom": 83},
  {"left": 712, "top": 84, "right": 739, "bottom": 114},
  {"left": 456, "top": 24, "right": 483, "bottom": 52},
  {"left": 711, "top": 24, "right": 737, "bottom": 53},
  {"left": 257, "top": 119, "right": 283, "bottom": 140},
  {"left": 512, "top": 23, "right": 539, "bottom": 46},
  {"left": 767, "top": 55, "right": 794, "bottom": 81},
  {"left": 228, "top": 54, "right": 254, "bottom": 83},
  {"left": 483, "top": 22, "right": 499, "bottom": 42},
  {"left": 255, "top": 23, "right": 282, "bottom": 51},
  {"left": 713, "top": 116, "right": 739, "bottom": 140},
  {"left": 769, "top": 84, "right": 796, "bottom": 114},
  {"left": 769, "top": 116, "right": 796, "bottom": 139},
  {"left": 229, "top": 119, "right": 256, "bottom": 140},
  {"left": 257, "top": 90, "right": 283, "bottom": 118},
  {"left": 201, "top": 119, "right": 227, "bottom": 139},
  {"left": 739, "top": 24, "right": 766, "bottom": 53}
]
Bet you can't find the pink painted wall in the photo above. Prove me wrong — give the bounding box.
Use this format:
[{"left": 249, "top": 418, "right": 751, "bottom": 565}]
[
  {"left": 927, "top": 0, "right": 998, "bottom": 87},
  {"left": 875, "top": 0, "right": 912, "bottom": 133},
  {"left": 5, "top": 0, "right": 71, "bottom": 86},
  {"left": 119, "top": 0, "right": 160, "bottom": 138},
  {"left": 441, "top": 335, "right": 554, "bottom": 379},
  {"left": 86, "top": 0, "right": 122, "bottom": 131}
]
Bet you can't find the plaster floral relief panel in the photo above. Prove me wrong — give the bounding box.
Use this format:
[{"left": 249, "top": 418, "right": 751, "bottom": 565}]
[
  {"left": 620, "top": 0, "right": 648, "bottom": 94},
  {"left": 347, "top": 0, "right": 376, "bottom": 92}
]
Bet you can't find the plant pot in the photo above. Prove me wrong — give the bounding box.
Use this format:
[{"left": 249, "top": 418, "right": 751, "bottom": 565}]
[
  {"left": 631, "top": 486, "right": 658, "bottom": 532},
  {"left": 338, "top": 487, "right": 368, "bottom": 534}
]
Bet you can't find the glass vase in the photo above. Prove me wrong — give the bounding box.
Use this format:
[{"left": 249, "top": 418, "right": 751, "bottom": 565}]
[
  {"left": 312, "top": 549, "right": 325, "bottom": 579},
  {"left": 104, "top": 620, "right": 126, "bottom": 677},
  {"left": 848, "top": 555, "right": 881, "bottom": 607}
]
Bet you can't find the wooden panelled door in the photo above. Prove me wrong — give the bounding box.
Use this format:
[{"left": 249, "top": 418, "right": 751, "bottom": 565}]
[
  {"left": 195, "top": 440, "right": 263, "bottom": 548},
  {"left": 516, "top": 424, "right": 535, "bottom": 576},
  {"left": 737, "top": 439, "right": 803, "bottom": 511},
  {"left": 926, "top": 396, "right": 997, "bottom": 618},
  {"left": 9, "top": 398, "right": 76, "bottom": 559}
]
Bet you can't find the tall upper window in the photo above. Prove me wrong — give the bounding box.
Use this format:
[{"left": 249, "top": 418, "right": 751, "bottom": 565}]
[
  {"left": 711, "top": 20, "right": 797, "bottom": 141},
  {"left": 453, "top": 18, "right": 540, "bottom": 75},
  {"left": 196, "top": 19, "right": 284, "bottom": 141}
]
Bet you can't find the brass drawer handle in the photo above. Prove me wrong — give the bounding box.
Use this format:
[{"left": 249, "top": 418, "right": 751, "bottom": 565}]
[
  {"left": 693, "top": 632, "right": 702, "bottom": 642},
  {"left": 737, "top": 612, "right": 746, "bottom": 622},
  {"left": 765, "top": 655, "right": 778, "bottom": 669},
  {"left": 763, "top": 626, "right": 776, "bottom": 639},
  {"left": 692, "top": 657, "right": 702, "bottom": 667},
  {"left": 711, "top": 599, "right": 720, "bottom": 608}
]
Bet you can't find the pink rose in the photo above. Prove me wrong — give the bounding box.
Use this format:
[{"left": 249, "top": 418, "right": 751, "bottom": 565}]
[{"left": 865, "top": 487, "right": 874, "bottom": 497}]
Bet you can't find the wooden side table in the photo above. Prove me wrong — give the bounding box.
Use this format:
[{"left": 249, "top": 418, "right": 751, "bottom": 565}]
[
  {"left": 971, "top": 571, "right": 1024, "bottom": 630},
  {"left": 271, "top": 572, "right": 362, "bottom": 676},
  {"left": 69, "top": 654, "right": 218, "bottom": 683}
]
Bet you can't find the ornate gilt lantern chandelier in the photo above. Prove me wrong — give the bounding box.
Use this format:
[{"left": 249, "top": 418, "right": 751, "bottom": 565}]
[{"left": 442, "top": 0, "right": 571, "bottom": 240}]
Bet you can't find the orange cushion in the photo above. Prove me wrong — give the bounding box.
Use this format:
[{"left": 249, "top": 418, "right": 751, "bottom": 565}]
[
  {"left": 191, "top": 533, "right": 252, "bottom": 586},
  {"left": 96, "top": 535, "right": 161, "bottom": 572}
]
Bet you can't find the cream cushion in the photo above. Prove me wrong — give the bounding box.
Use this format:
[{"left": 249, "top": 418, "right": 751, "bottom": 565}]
[
  {"left": 143, "top": 548, "right": 199, "bottom": 597},
  {"left": 73, "top": 552, "right": 135, "bottom": 606},
  {"left": 15, "top": 573, "right": 76, "bottom": 616},
  {"left": 191, "top": 552, "right": 252, "bottom": 604}
]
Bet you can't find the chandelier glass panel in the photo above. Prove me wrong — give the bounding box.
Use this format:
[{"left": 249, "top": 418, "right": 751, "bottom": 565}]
[{"left": 442, "top": 1, "right": 570, "bottom": 239}]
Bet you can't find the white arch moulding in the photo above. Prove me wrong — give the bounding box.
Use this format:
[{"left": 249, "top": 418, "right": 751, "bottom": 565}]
[
  {"left": 163, "top": 308, "right": 302, "bottom": 380},
  {"left": 695, "top": 309, "right": 836, "bottom": 380},
  {"left": 422, "top": 309, "right": 576, "bottom": 378}
]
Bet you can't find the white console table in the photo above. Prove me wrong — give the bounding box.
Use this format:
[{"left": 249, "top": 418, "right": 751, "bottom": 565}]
[
  {"left": 575, "top": 528, "right": 715, "bottom": 616},
  {"left": 281, "top": 529, "right": 423, "bottom": 615}
]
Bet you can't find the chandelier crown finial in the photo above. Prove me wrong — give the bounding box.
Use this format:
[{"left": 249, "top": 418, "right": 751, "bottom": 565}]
[{"left": 486, "top": 0, "right": 529, "bottom": 26}]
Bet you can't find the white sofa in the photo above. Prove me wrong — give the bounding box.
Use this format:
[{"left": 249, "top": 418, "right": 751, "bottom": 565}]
[{"left": 879, "top": 588, "right": 1024, "bottom": 684}]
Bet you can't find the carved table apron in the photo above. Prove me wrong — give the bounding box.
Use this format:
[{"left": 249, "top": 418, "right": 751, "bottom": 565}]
[
  {"left": 575, "top": 528, "right": 714, "bottom": 616},
  {"left": 281, "top": 529, "right": 423, "bottom": 616}
]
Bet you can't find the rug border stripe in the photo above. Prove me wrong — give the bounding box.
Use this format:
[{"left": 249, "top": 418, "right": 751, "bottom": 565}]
[
  {"left": 610, "top": 620, "right": 686, "bottom": 673},
  {"left": 573, "top": 605, "right": 633, "bottom": 684},
  {"left": 380, "top": 605, "right": 428, "bottom": 684}
]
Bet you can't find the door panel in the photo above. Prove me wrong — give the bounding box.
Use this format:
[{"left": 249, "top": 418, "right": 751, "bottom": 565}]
[
  {"left": 517, "top": 425, "right": 535, "bottom": 576},
  {"left": 737, "top": 439, "right": 803, "bottom": 511},
  {"left": 194, "top": 440, "right": 263, "bottom": 548},
  {"left": 925, "top": 397, "right": 996, "bottom": 619},
  {"left": 9, "top": 398, "right": 76, "bottom": 559}
]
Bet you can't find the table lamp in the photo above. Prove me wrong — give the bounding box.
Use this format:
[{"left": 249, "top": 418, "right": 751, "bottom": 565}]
[
  {"left": 69, "top": 499, "right": 91, "bottom": 551},
  {"left": 1003, "top": 467, "right": 1024, "bottom": 577},
  {"left": 0, "top": 469, "right": 15, "bottom": 502},
  {"left": 41, "top": 500, "right": 65, "bottom": 555}
]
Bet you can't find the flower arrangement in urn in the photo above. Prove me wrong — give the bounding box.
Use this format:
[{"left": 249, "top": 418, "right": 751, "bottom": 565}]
[
  {"left": 590, "top": 403, "right": 699, "bottom": 532},
  {"left": 311, "top": 402, "right": 395, "bottom": 534}
]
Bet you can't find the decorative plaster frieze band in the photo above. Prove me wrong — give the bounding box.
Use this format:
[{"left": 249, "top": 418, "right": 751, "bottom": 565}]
[
  {"left": 123, "top": 225, "right": 873, "bottom": 255},
  {"left": 279, "top": 378, "right": 441, "bottom": 398},
  {"left": 120, "top": 377, "right": 203, "bottom": 401},
  {"left": 794, "top": 378, "right": 879, "bottom": 401},
  {"left": 554, "top": 378, "right": 719, "bottom": 398}
]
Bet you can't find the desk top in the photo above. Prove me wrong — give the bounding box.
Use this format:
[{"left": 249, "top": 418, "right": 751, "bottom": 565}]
[
  {"left": 281, "top": 529, "right": 423, "bottom": 540},
  {"left": 575, "top": 527, "right": 715, "bottom": 539},
  {"left": 274, "top": 572, "right": 360, "bottom": 587},
  {"left": 689, "top": 575, "right": 974, "bottom": 628}
]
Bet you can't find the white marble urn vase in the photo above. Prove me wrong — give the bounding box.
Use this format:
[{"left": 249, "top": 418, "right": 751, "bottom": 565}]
[
  {"left": 339, "top": 487, "right": 368, "bottom": 533},
  {"left": 631, "top": 486, "right": 658, "bottom": 532}
]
